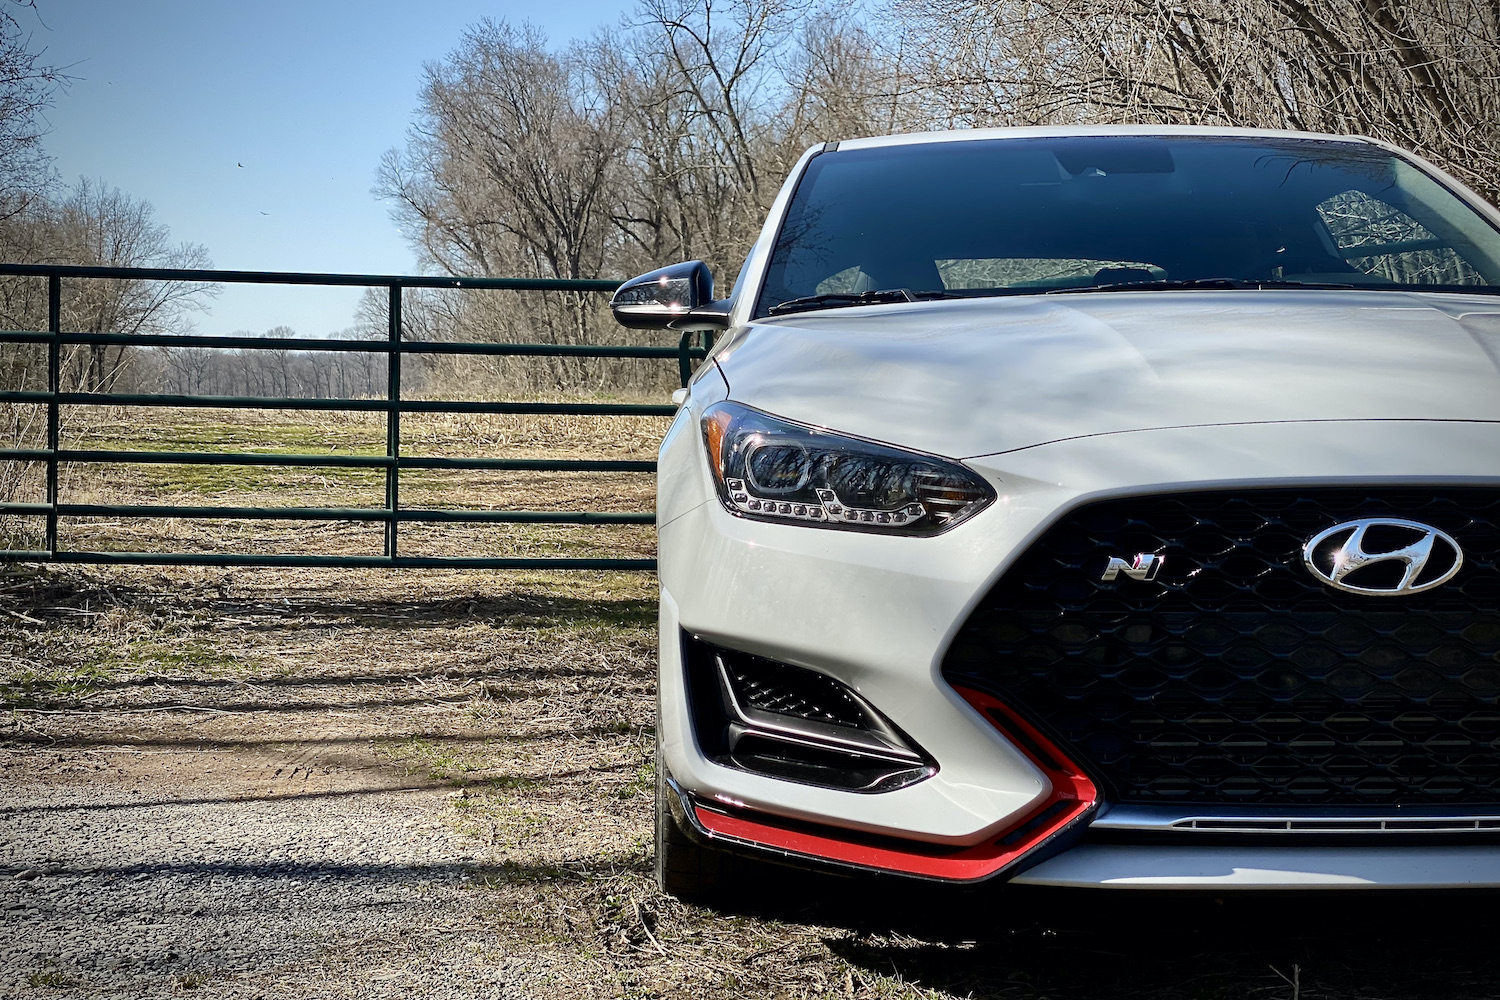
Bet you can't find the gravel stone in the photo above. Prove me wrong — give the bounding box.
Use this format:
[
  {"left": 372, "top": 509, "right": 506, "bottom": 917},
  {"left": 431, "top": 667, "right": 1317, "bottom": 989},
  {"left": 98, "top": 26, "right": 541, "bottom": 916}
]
[{"left": 0, "top": 751, "right": 524, "bottom": 997}]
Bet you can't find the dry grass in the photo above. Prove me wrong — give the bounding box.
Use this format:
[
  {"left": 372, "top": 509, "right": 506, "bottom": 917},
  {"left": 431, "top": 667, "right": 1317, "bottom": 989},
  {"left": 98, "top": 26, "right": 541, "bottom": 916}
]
[
  {"left": 64, "top": 402, "right": 670, "bottom": 460},
  {"left": 4, "top": 404, "right": 665, "bottom": 558}
]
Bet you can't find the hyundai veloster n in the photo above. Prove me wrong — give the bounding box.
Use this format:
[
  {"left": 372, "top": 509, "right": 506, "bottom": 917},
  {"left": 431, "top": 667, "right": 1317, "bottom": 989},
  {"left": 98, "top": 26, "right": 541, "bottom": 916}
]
[{"left": 611, "top": 126, "right": 1500, "bottom": 898}]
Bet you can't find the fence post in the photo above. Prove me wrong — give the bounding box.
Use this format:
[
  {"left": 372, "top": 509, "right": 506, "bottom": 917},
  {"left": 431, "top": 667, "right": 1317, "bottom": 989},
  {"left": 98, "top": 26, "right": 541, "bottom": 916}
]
[
  {"left": 46, "top": 274, "right": 60, "bottom": 557},
  {"left": 385, "top": 284, "right": 401, "bottom": 561},
  {"left": 676, "top": 329, "right": 717, "bottom": 386},
  {"left": 676, "top": 331, "right": 694, "bottom": 387}
]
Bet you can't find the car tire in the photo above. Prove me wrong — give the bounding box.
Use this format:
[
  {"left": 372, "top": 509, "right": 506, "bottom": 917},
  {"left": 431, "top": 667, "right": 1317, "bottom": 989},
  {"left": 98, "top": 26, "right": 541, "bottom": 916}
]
[{"left": 654, "top": 750, "right": 742, "bottom": 904}]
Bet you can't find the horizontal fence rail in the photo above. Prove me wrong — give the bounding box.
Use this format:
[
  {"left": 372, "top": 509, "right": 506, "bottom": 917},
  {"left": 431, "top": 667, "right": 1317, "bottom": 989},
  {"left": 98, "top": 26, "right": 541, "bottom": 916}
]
[{"left": 0, "top": 263, "right": 711, "bottom": 570}]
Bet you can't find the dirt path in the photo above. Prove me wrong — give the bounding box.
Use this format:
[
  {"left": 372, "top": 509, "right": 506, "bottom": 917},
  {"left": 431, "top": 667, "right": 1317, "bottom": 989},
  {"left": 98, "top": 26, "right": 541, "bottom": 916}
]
[
  {"left": 0, "top": 565, "right": 666, "bottom": 997},
  {"left": 2, "top": 742, "right": 494, "bottom": 995}
]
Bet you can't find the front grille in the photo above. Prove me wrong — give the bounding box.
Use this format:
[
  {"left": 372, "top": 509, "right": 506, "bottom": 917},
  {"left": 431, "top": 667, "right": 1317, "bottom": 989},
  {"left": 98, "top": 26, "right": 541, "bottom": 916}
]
[{"left": 942, "top": 488, "right": 1500, "bottom": 806}]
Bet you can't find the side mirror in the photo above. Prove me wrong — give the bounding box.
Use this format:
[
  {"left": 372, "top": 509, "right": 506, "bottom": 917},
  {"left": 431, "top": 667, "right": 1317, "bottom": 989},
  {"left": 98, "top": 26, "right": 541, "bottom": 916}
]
[{"left": 611, "top": 261, "right": 730, "bottom": 331}]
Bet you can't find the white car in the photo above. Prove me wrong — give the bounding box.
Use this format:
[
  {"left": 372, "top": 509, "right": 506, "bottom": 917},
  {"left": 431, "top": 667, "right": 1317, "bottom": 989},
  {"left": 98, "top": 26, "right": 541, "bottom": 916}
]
[{"left": 612, "top": 126, "right": 1500, "bottom": 898}]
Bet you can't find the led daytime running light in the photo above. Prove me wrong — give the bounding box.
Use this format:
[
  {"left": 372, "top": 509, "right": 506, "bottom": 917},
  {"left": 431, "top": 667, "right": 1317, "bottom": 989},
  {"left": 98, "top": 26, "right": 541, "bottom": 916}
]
[{"left": 724, "top": 478, "right": 925, "bottom": 526}]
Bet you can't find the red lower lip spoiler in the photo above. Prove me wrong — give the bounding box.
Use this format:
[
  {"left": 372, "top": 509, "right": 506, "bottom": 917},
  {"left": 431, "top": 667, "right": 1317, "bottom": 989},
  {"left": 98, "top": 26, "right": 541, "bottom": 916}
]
[{"left": 694, "top": 686, "right": 1098, "bottom": 881}]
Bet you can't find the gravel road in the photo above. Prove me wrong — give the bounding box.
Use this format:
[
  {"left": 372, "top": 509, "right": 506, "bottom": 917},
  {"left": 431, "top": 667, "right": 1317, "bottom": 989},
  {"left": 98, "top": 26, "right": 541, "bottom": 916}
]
[{"left": 0, "top": 745, "right": 525, "bottom": 997}]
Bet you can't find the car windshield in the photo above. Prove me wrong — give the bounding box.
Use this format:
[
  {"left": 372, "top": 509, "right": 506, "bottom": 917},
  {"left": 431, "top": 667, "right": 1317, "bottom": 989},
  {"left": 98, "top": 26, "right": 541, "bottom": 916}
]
[{"left": 755, "top": 135, "right": 1500, "bottom": 316}]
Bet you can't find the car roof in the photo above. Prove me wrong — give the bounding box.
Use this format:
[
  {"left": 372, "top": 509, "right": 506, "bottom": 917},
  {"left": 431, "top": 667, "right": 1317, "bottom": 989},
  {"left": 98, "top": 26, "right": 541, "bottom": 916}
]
[{"left": 834, "top": 124, "right": 1376, "bottom": 152}]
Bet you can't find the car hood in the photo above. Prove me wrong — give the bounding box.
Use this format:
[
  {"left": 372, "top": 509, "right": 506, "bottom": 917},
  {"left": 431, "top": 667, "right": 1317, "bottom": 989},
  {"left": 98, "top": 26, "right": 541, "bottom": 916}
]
[{"left": 711, "top": 290, "right": 1500, "bottom": 457}]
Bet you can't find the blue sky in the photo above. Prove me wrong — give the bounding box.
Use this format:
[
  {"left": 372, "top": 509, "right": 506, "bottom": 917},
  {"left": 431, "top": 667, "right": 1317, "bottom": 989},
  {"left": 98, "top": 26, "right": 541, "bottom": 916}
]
[{"left": 20, "top": 0, "right": 629, "bottom": 336}]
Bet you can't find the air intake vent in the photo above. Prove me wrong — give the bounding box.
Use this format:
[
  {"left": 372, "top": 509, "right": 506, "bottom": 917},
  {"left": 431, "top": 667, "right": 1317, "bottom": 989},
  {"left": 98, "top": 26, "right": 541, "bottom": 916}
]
[
  {"left": 719, "top": 654, "right": 867, "bottom": 728},
  {"left": 682, "top": 635, "right": 936, "bottom": 793}
]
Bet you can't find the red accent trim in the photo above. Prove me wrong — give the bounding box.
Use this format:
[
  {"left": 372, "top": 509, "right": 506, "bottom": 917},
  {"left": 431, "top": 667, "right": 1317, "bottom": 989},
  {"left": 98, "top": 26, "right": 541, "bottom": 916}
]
[
  {"left": 693, "top": 686, "right": 1097, "bottom": 882},
  {"left": 953, "top": 686, "right": 1099, "bottom": 809}
]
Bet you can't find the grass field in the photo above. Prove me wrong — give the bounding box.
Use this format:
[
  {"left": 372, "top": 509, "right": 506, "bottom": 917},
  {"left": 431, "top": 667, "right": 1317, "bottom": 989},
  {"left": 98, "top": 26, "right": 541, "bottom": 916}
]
[
  {"left": 1, "top": 404, "right": 662, "bottom": 558},
  {"left": 5, "top": 407, "right": 1500, "bottom": 997}
]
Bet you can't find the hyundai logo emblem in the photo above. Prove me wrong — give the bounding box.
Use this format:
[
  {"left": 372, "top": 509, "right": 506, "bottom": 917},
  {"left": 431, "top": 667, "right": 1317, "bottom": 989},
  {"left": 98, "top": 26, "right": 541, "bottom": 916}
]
[{"left": 1302, "top": 518, "right": 1463, "bottom": 596}]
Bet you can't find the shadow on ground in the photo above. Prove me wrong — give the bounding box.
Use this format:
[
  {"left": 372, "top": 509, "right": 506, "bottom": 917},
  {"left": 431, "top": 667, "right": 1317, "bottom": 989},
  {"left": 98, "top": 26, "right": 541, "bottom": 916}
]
[
  {"left": 1, "top": 572, "right": 656, "bottom": 632},
  {"left": 714, "top": 862, "right": 1500, "bottom": 999}
]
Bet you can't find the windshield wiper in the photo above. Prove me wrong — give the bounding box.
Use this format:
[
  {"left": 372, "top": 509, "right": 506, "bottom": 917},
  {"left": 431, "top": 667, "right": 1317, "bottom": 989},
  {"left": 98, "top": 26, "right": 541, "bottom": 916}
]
[
  {"left": 768, "top": 288, "right": 962, "bottom": 316},
  {"left": 1049, "top": 277, "right": 1355, "bottom": 294}
]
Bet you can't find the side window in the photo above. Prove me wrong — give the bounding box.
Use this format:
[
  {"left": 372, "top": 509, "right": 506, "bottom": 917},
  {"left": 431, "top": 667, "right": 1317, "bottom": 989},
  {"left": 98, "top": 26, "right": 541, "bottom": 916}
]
[{"left": 1316, "top": 190, "right": 1483, "bottom": 286}]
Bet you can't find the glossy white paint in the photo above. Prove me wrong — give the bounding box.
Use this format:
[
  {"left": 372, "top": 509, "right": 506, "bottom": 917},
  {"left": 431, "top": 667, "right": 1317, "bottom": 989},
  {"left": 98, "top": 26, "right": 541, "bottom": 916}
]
[
  {"left": 658, "top": 394, "right": 1500, "bottom": 847},
  {"left": 655, "top": 126, "right": 1500, "bottom": 885},
  {"left": 712, "top": 290, "right": 1500, "bottom": 459}
]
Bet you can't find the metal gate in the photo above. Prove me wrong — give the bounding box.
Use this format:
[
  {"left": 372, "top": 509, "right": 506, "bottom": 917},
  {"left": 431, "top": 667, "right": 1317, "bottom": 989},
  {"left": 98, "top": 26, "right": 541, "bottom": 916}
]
[{"left": 0, "top": 264, "right": 709, "bottom": 571}]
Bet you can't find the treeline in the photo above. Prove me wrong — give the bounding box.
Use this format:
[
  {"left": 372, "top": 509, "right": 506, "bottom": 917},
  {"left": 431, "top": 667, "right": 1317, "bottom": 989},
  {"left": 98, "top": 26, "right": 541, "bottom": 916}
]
[
  {"left": 0, "top": 178, "right": 216, "bottom": 395},
  {"left": 154, "top": 328, "right": 388, "bottom": 399},
  {"left": 2, "top": 0, "right": 1496, "bottom": 403},
  {"left": 899, "top": 0, "right": 1498, "bottom": 205},
  {"left": 379, "top": 0, "right": 1499, "bottom": 371}
]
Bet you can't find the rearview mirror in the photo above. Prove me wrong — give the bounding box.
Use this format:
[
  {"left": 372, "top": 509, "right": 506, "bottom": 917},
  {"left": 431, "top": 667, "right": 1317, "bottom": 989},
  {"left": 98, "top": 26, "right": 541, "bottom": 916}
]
[{"left": 611, "top": 261, "right": 730, "bottom": 331}]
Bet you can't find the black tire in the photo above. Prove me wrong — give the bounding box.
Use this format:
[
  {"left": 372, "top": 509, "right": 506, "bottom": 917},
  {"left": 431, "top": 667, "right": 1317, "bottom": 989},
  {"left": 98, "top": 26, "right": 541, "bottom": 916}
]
[{"left": 655, "top": 749, "right": 742, "bottom": 904}]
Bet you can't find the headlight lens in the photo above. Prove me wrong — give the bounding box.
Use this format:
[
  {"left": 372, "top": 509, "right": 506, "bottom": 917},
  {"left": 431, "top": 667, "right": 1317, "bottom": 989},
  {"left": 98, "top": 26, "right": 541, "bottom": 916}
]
[{"left": 701, "top": 401, "right": 994, "bottom": 534}]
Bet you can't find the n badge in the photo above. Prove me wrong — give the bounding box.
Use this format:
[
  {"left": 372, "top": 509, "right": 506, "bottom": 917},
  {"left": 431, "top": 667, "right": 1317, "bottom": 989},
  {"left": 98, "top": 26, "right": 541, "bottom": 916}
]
[{"left": 1100, "top": 554, "right": 1163, "bottom": 582}]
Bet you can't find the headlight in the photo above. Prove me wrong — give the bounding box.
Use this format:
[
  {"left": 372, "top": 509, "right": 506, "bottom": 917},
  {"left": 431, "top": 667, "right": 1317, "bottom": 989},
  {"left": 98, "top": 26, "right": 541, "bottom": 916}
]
[{"left": 701, "top": 401, "right": 994, "bottom": 534}]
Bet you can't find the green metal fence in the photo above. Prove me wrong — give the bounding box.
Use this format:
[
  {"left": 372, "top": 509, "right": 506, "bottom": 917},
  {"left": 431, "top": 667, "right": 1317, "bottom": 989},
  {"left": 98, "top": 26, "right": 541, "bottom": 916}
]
[{"left": 0, "top": 263, "right": 708, "bottom": 571}]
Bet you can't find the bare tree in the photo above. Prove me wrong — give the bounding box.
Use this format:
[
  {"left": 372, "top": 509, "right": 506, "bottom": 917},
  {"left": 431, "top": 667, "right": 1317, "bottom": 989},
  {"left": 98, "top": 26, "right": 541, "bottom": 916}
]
[
  {"left": 375, "top": 1, "right": 911, "bottom": 387},
  {"left": 0, "top": 0, "right": 63, "bottom": 220},
  {"left": 633, "top": 0, "right": 803, "bottom": 222},
  {"left": 895, "top": 0, "right": 1500, "bottom": 203},
  {"left": 375, "top": 19, "right": 658, "bottom": 394},
  {"left": 43, "top": 179, "right": 217, "bottom": 390},
  {"left": 378, "top": 21, "right": 629, "bottom": 338}
]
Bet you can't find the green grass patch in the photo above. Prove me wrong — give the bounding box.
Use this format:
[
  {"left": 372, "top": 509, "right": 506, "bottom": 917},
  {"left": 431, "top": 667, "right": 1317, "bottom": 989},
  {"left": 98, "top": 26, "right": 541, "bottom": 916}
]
[
  {"left": 615, "top": 757, "right": 655, "bottom": 800},
  {"left": 1, "top": 662, "right": 112, "bottom": 704},
  {"left": 372, "top": 736, "right": 547, "bottom": 786},
  {"left": 71, "top": 419, "right": 385, "bottom": 456},
  {"left": 122, "top": 463, "right": 383, "bottom": 496},
  {"left": 93, "top": 636, "right": 245, "bottom": 676},
  {"left": 1, "top": 608, "right": 252, "bottom": 709},
  {"left": 25, "top": 969, "right": 74, "bottom": 988},
  {"left": 492, "top": 602, "right": 656, "bottom": 633}
]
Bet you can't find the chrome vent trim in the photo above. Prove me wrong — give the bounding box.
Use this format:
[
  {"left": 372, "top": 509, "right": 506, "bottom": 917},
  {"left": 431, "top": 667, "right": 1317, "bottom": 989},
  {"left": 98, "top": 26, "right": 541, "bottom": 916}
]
[
  {"left": 1095, "top": 804, "right": 1500, "bottom": 834},
  {"left": 1174, "top": 817, "right": 1500, "bottom": 833}
]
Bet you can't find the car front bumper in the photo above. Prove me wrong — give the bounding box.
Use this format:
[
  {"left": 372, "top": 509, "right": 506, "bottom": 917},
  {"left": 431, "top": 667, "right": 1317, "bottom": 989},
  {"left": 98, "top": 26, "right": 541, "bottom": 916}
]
[{"left": 657, "top": 403, "right": 1500, "bottom": 886}]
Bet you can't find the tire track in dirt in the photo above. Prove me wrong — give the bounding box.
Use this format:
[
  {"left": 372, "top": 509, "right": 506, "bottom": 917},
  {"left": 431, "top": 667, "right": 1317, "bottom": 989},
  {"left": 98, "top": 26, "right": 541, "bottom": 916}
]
[{"left": 0, "top": 741, "right": 520, "bottom": 997}]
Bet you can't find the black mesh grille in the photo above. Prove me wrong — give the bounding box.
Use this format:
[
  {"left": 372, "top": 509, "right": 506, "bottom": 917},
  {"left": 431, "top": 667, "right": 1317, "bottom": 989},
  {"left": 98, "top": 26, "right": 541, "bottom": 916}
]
[
  {"left": 721, "top": 650, "right": 868, "bottom": 729},
  {"left": 942, "top": 488, "right": 1500, "bottom": 805}
]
